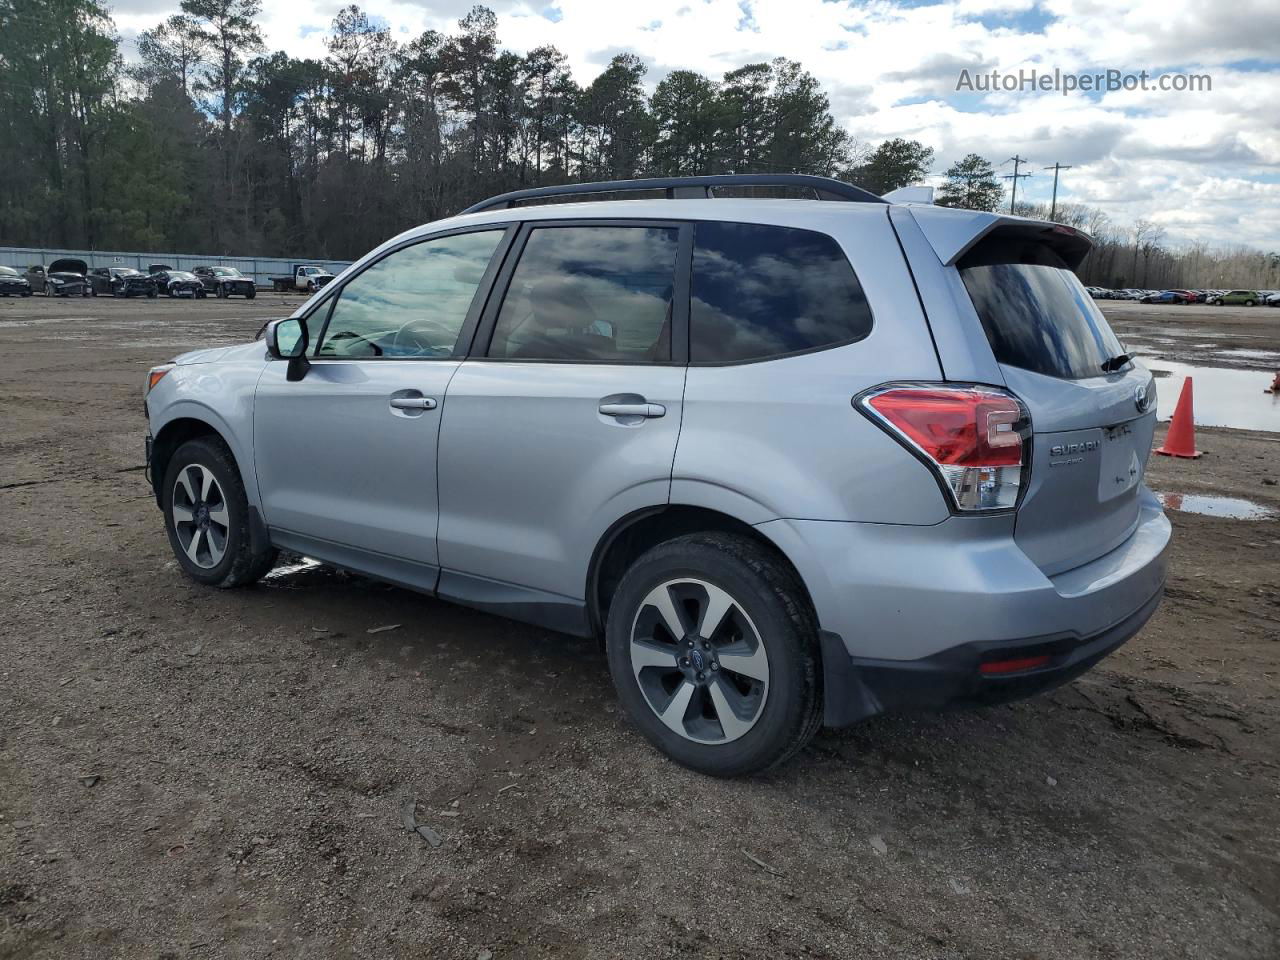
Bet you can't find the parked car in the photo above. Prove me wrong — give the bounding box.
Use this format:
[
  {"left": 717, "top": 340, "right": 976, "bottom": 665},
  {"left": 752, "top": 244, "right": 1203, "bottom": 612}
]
[
  {"left": 1141, "top": 290, "right": 1194, "bottom": 304},
  {"left": 90, "top": 267, "right": 157, "bottom": 298},
  {"left": 1209, "top": 290, "right": 1261, "bottom": 306},
  {"left": 142, "top": 174, "right": 1169, "bottom": 777},
  {"left": 268, "top": 264, "right": 334, "bottom": 293},
  {"left": 22, "top": 265, "right": 48, "bottom": 293},
  {"left": 1266, "top": 292, "right": 1280, "bottom": 307},
  {"left": 193, "top": 266, "right": 257, "bottom": 299},
  {"left": 23, "top": 259, "right": 90, "bottom": 296},
  {"left": 0, "top": 265, "right": 32, "bottom": 296},
  {"left": 151, "top": 270, "right": 206, "bottom": 298},
  {"left": 43, "top": 258, "right": 91, "bottom": 297}
]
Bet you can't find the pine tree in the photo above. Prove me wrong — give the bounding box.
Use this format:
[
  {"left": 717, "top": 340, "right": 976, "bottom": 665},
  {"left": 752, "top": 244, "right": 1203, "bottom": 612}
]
[{"left": 936, "top": 153, "right": 1003, "bottom": 211}]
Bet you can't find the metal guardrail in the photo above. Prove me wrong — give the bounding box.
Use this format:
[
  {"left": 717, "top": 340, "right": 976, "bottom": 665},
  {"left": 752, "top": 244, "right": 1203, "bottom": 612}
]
[{"left": 0, "top": 245, "right": 353, "bottom": 288}]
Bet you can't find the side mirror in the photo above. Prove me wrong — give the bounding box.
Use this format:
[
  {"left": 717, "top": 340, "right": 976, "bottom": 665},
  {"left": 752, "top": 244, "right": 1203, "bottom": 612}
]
[{"left": 265, "top": 317, "right": 311, "bottom": 381}]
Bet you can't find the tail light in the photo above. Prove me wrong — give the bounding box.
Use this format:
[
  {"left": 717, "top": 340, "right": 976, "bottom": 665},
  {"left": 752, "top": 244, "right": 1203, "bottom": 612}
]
[{"left": 855, "top": 383, "right": 1031, "bottom": 512}]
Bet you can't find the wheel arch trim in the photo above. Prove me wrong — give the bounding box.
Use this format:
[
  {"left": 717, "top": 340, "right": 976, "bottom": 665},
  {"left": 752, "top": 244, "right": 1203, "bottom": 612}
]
[
  {"left": 585, "top": 499, "right": 820, "bottom": 642},
  {"left": 149, "top": 403, "right": 257, "bottom": 510}
]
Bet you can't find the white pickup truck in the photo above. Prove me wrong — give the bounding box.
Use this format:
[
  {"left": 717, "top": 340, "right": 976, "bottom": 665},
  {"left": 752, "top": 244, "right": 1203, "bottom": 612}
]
[{"left": 268, "top": 264, "right": 335, "bottom": 293}]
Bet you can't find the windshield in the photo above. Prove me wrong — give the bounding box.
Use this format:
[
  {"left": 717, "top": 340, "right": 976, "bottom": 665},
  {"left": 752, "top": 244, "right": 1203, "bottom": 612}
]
[
  {"left": 170, "top": 272, "right": 196, "bottom": 280},
  {"left": 214, "top": 268, "right": 241, "bottom": 276},
  {"left": 0, "top": 266, "right": 17, "bottom": 276},
  {"left": 959, "top": 240, "right": 1125, "bottom": 380},
  {"left": 114, "top": 268, "right": 141, "bottom": 277}
]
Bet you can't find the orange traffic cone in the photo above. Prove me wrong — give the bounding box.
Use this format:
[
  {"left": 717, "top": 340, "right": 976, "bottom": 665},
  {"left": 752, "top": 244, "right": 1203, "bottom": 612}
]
[{"left": 1155, "top": 377, "right": 1202, "bottom": 458}]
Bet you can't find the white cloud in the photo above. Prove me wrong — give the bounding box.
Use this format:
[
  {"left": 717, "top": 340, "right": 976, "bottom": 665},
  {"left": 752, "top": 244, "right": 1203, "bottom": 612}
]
[{"left": 104, "top": 0, "right": 1280, "bottom": 249}]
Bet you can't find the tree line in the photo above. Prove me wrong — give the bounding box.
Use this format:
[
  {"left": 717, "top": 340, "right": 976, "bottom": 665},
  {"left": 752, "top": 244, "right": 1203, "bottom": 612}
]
[{"left": 1, "top": 0, "right": 1275, "bottom": 289}]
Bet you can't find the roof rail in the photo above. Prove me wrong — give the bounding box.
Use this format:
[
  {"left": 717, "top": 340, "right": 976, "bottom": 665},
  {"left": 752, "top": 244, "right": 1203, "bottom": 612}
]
[{"left": 460, "top": 174, "right": 885, "bottom": 214}]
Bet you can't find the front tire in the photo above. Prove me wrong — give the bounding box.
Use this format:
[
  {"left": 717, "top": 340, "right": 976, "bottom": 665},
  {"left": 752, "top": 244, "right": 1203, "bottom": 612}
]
[
  {"left": 162, "top": 437, "right": 277, "bottom": 588},
  {"left": 605, "top": 533, "right": 822, "bottom": 777}
]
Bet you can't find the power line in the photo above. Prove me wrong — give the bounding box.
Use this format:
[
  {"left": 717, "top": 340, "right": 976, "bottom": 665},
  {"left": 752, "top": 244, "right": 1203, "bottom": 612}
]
[
  {"left": 1042, "top": 162, "right": 1073, "bottom": 221},
  {"left": 1002, "top": 154, "right": 1031, "bottom": 214}
]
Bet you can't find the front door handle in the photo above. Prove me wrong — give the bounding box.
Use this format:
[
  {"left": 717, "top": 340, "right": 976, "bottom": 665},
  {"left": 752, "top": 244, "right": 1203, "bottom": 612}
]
[
  {"left": 599, "top": 401, "right": 665, "bottom": 419},
  {"left": 390, "top": 396, "right": 437, "bottom": 410}
]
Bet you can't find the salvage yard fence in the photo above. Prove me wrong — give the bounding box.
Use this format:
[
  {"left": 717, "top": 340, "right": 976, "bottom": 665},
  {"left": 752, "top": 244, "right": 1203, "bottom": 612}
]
[{"left": 0, "top": 246, "right": 353, "bottom": 289}]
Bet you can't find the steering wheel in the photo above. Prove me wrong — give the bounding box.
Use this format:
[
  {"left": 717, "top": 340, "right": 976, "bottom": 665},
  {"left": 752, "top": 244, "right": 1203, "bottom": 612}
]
[{"left": 390, "top": 318, "right": 454, "bottom": 357}]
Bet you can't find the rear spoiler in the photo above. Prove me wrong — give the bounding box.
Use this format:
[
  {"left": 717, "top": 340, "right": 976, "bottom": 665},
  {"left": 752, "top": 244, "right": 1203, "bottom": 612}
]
[{"left": 893, "top": 205, "right": 1093, "bottom": 270}]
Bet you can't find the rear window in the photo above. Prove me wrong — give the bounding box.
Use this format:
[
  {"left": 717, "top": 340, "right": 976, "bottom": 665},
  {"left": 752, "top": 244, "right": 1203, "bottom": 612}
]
[
  {"left": 690, "top": 221, "right": 872, "bottom": 363},
  {"left": 488, "top": 225, "right": 679, "bottom": 362},
  {"left": 959, "top": 240, "right": 1125, "bottom": 380}
]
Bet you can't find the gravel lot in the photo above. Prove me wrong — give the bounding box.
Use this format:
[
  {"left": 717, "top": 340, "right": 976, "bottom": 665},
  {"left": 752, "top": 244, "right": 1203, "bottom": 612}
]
[{"left": 1, "top": 294, "right": 1278, "bottom": 959}]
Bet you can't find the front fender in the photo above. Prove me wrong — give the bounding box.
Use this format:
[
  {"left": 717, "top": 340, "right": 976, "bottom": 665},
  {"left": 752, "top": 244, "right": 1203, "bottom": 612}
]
[{"left": 148, "top": 361, "right": 266, "bottom": 508}]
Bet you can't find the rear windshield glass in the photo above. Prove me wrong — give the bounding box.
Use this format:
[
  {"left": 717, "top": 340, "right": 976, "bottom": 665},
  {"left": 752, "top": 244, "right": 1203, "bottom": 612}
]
[{"left": 959, "top": 240, "right": 1125, "bottom": 380}]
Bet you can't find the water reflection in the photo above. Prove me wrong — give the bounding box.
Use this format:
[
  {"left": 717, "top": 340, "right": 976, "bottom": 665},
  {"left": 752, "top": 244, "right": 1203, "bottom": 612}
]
[
  {"left": 1139, "top": 358, "right": 1280, "bottom": 432},
  {"left": 1156, "top": 493, "right": 1276, "bottom": 520}
]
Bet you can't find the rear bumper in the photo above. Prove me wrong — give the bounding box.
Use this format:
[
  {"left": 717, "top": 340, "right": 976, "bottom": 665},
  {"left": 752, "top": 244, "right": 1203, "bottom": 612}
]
[
  {"left": 819, "top": 586, "right": 1162, "bottom": 726},
  {"left": 756, "top": 486, "right": 1170, "bottom": 726}
]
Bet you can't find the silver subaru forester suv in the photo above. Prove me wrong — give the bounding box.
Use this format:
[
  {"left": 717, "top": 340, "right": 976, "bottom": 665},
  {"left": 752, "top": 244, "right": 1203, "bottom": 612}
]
[{"left": 144, "top": 175, "right": 1169, "bottom": 776}]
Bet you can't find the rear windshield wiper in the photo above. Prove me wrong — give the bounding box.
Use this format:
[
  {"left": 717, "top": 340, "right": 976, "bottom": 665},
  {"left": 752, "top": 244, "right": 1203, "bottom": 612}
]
[{"left": 1100, "top": 352, "right": 1132, "bottom": 373}]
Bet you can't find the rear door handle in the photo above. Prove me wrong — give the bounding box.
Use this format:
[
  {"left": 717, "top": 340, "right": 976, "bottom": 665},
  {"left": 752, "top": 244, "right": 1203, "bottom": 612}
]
[
  {"left": 390, "top": 396, "right": 437, "bottom": 410},
  {"left": 599, "top": 402, "right": 665, "bottom": 419}
]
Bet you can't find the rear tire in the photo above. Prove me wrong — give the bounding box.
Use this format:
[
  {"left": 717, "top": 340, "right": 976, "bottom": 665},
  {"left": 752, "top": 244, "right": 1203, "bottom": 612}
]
[
  {"left": 605, "top": 533, "right": 822, "bottom": 777},
  {"left": 162, "top": 437, "right": 277, "bottom": 588}
]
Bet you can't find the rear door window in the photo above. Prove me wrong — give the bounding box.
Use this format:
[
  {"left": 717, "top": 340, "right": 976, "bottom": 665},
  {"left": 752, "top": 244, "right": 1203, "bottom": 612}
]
[
  {"left": 690, "top": 221, "right": 872, "bottom": 363},
  {"left": 487, "top": 225, "right": 680, "bottom": 362},
  {"left": 959, "top": 241, "right": 1126, "bottom": 380}
]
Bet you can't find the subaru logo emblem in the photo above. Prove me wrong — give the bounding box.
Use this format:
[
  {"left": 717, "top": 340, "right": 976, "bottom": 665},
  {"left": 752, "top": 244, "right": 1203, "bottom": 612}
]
[{"left": 690, "top": 649, "right": 705, "bottom": 671}]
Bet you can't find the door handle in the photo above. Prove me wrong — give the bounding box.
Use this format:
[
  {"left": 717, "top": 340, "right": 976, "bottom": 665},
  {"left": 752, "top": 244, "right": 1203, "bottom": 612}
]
[
  {"left": 599, "top": 401, "right": 665, "bottom": 419},
  {"left": 390, "top": 396, "right": 437, "bottom": 410}
]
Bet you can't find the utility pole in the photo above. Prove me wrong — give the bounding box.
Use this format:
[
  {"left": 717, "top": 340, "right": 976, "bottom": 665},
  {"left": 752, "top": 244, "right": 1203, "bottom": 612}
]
[
  {"left": 1042, "top": 162, "right": 1073, "bottom": 221},
  {"left": 1003, "top": 155, "right": 1031, "bottom": 214}
]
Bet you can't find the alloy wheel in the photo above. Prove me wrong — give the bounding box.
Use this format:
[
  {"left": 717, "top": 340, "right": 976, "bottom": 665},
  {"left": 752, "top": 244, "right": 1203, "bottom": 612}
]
[
  {"left": 171, "top": 464, "right": 230, "bottom": 569},
  {"left": 629, "top": 578, "right": 770, "bottom": 744}
]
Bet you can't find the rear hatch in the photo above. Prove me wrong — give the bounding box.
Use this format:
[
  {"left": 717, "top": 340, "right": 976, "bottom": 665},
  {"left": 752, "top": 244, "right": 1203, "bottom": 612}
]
[{"left": 956, "top": 230, "right": 1157, "bottom": 576}]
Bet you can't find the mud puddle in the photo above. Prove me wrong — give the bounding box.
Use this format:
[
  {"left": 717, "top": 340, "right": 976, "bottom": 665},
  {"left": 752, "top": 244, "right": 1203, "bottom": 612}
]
[
  {"left": 1141, "top": 358, "right": 1280, "bottom": 432},
  {"left": 1156, "top": 492, "right": 1277, "bottom": 520}
]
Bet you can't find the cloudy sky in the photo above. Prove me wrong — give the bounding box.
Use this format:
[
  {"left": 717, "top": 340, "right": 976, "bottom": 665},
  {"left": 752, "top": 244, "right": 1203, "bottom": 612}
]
[{"left": 108, "top": 0, "right": 1280, "bottom": 251}]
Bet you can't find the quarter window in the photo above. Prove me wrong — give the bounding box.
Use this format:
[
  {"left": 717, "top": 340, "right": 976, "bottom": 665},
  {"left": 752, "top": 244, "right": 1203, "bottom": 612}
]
[
  {"left": 690, "top": 221, "right": 873, "bottom": 363},
  {"left": 316, "top": 230, "right": 503, "bottom": 359},
  {"left": 488, "top": 225, "right": 680, "bottom": 362}
]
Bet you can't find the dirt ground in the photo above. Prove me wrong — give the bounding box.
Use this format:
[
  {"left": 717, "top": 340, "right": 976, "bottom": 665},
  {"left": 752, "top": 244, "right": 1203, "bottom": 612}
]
[
  {"left": 1103, "top": 298, "right": 1280, "bottom": 371},
  {"left": 1, "top": 295, "right": 1278, "bottom": 959}
]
